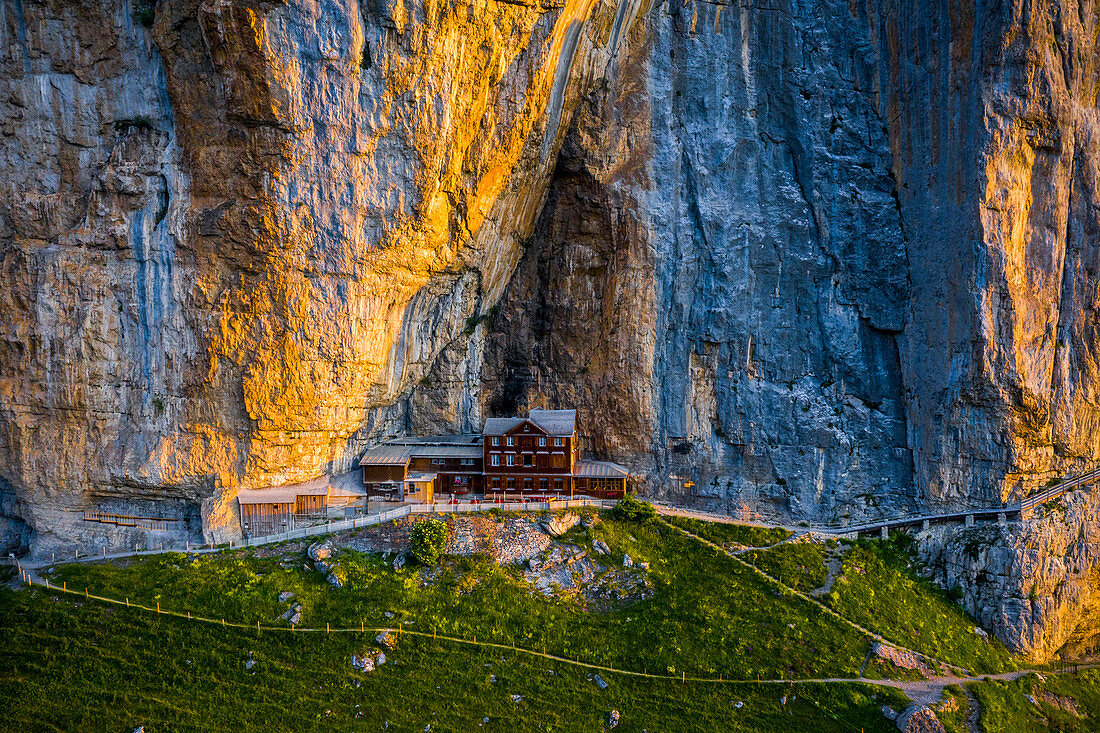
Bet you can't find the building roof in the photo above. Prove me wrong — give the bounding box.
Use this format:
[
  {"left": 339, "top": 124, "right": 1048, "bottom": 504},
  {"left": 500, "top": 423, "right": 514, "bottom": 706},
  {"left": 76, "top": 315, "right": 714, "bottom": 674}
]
[
  {"left": 358, "top": 445, "right": 414, "bottom": 466},
  {"left": 484, "top": 409, "right": 577, "bottom": 436},
  {"left": 237, "top": 476, "right": 330, "bottom": 505},
  {"left": 482, "top": 417, "right": 525, "bottom": 434},
  {"left": 406, "top": 471, "right": 438, "bottom": 483},
  {"left": 528, "top": 409, "right": 576, "bottom": 435},
  {"left": 384, "top": 434, "right": 482, "bottom": 446},
  {"left": 573, "top": 459, "right": 631, "bottom": 478},
  {"left": 359, "top": 441, "right": 483, "bottom": 466}
]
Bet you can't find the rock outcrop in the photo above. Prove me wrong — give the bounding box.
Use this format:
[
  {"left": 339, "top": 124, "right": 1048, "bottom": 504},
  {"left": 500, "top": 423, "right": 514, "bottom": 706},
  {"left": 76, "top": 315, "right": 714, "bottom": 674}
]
[{"left": 2, "top": 0, "right": 1100, "bottom": 662}]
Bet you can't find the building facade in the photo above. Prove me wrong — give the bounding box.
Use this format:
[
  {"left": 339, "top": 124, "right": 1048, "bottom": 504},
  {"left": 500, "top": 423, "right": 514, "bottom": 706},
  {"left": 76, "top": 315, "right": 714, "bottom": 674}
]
[{"left": 360, "top": 410, "right": 630, "bottom": 501}]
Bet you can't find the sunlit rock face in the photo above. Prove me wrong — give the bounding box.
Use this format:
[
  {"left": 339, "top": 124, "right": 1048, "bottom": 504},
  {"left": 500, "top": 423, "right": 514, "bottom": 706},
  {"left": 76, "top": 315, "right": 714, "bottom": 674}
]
[
  {"left": 2, "top": 0, "right": 1100, "bottom": 664},
  {"left": 0, "top": 0, "right": 641, "bottom": 551}
]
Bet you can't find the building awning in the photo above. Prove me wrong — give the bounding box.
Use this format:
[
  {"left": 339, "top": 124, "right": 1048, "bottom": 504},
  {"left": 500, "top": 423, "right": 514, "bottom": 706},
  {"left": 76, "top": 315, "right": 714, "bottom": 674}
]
[
  {"left": 406, "top": 472, "right": 438, "bottom": 483},
  {"left": 238, "top": 476, "right": 330, "bottom": 505},
  {"left": 573, "top": 460, "right": 630, "bottom": 478}
]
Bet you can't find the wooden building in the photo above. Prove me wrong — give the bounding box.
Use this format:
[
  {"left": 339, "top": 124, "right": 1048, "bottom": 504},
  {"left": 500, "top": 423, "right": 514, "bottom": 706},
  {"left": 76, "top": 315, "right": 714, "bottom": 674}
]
[
  {"left": 360, "top": 435, "right": 483, "bottom": 501},
  {"left": 238, "top": 476, "right": 364, "bottom": 537},
  {"left": 359, "top": 409, "right": 630, "bottom": 503}
]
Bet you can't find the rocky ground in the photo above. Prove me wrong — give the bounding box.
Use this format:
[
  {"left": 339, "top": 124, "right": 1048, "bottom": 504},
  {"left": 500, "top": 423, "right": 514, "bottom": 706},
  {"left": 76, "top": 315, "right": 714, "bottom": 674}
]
[{"left": 303, "top": 510, "right": 653, "bottom": 611}]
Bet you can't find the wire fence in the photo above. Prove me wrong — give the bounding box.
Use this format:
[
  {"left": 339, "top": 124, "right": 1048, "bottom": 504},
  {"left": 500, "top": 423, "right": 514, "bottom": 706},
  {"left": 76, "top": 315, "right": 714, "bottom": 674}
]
[{"left": 14, "top": 568, "right": 851, "bottom": 686}]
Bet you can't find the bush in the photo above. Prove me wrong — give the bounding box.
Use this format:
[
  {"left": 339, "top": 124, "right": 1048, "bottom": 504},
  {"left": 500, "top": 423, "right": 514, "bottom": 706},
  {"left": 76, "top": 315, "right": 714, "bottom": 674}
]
[
  {"left": 609, "top": 495, "right": 657, "bottom": 523},
  {"left": 410, "top": 518, "right": 450, "bottom": 565}
]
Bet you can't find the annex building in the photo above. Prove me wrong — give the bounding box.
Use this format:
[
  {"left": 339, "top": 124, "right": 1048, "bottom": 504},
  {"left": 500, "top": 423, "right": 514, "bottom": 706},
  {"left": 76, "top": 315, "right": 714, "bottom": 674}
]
[{"left": 359, "top": 409, "right": 631, "bottom": 502}]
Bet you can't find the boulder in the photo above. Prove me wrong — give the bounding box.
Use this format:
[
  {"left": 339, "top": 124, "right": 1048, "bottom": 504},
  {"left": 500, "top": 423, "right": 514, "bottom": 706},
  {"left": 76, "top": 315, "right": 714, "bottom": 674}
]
[
  {"left": 287, "top": 611, "right": 301, "bottom": 626},
  {"left": 609, "top": 710, "right": 620, "bottom": 728},
  {"left": 277, "top": 591, "right": 295, "bottom": 603},
  {"left": 592, "top": 539, "right": 611, "bottom": 555},
  {"left": 543, "top": 512, "right": 580, "bottom": 537},
  {"left": 375, "top": 652, "right": 387, "bottom": 666},
  {"left": 393, "top": 553, "right": 407, "bottom": 571},
  {"left": 972, "top": 626, "right": 989, "bottom": 640},
  {"left": 376, "top": 630, "right": 397, "bottom": 650},
  {"left": 594, "top": 674, "right": 609, "bottom": 689},
  {"left": 308, "top": 541, "right": 335, "bottom": 563},
  {"left": 327, "top": 571, "right": 343, "bottom": 588},
  {"left": 622, "top": 554, "right": 633, "bottom": 568},
  {"left": 352, "top": 654, "right": 375, "bottom": 673},
  {"left": 882, "top": 706, "right": 899, "bottom": 721},
  {"left": 895, "top": 704, "right": 946, "bottom": 733}
]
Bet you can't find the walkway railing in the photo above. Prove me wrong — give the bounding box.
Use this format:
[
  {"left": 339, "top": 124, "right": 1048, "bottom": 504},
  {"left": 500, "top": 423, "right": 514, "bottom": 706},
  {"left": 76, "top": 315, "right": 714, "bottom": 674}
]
[{"left": 236, "top": 498, "right": 615, "bottom": 548}]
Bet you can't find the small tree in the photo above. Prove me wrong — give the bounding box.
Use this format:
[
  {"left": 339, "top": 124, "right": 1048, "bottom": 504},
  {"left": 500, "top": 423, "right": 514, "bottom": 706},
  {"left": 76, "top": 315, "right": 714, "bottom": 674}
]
[
  {"left": 410, "top": 517, "right": 450, "bottom": 565},
  {"left": 610, "top": 494, "right": 657, "bottom": 523}
]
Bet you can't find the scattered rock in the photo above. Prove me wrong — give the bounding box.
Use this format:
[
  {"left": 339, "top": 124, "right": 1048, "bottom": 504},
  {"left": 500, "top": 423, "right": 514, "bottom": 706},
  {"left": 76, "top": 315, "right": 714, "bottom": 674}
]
[
  {"left": 133, "top": 727, "right": 144, "bottom": 733},
  {"left": 882, "top": 706, "right": 899, "bottom": 721},
  {"left": 352, "top": 654, "right": 375, "bottom": 673},
  {"left": 277, "top": 591, "right": 295, "bottom": 603},
  {"left": 308, "top": 541, "right": 335, "bottom": 563},
  {"left": 510, "top": 694, "right": 524, "bottom": 702},
  {"left": 594, "top": 674, "right": 609, "bottom": 690},
  {"left": 393, "top": 553, "right": 407, "bottom": 571},
  {"left": 490, "top": 674, "right": 497, "bottom": 682},
  {"left": 376, "top": 652, "right": 387, "bottom": 666},
  {"left": 1025, "top": 694, "right": 1038, "bottom": 706},
  {"left": 582, "top": 514, "right": 600, "bottom": 529},
  {"left": 592, "top": 539, "right": 611, "bottom": 555},
  {"left": 609, "top": 709, "right": 621, "bottom": 728},
  {"left": 871, "top": 642, "right": 935, "bottom": 679},
  {"left": 543, "top": 512, "right": 580, "bottom": 537},
  {"left": 384, "top": 611, "right": 395, "bottom": 618},
  {"left": 622, "top": 554, "right": 633, "bottom": 568},
  {"left": 287, "top": 612, "right": 301, "bottom": 626},
  {"left": 245, "top": 652, "right": 256, "bottom": 671},
  {"left": 638, "top": 561, "right": 650, "bottom": 570},
  {"left": 1033, "top": 688, "right": 1082, "bottom": 716},
  {"left": 282, "top": 604, "right": 302, "bottom": 621},
  {"left": 895, "top": 704, "right": 946, "bottom": 733},
  {"left": 972, "top": 626, "right": 989, "bottom": 640},
  {"left": 734, "top": 701, "right": 744, "bottom": 709},
  {"left": 376, "top": 631, "right": 397, "bottom": 650}
]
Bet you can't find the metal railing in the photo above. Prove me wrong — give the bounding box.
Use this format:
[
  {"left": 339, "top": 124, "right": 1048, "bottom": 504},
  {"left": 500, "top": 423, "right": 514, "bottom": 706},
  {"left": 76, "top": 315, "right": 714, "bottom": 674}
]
[
  {"left": 237, "top": 498, "right": 616, "bottom": 548},
  {"left": 1020, "top": 465, "right": 1100, "bottom": 513}
]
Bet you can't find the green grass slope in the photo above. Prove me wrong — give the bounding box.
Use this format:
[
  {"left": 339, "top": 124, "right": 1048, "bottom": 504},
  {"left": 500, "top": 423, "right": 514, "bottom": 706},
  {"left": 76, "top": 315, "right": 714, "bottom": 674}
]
[{"left": 0, "top": 587, "right": 908, "bottom": 732}]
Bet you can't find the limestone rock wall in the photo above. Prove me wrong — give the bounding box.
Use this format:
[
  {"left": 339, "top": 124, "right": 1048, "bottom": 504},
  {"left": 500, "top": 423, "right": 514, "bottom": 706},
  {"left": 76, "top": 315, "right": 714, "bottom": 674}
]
[
  {"left": 0, "top": 0, "right": 642, "bottom": 552},
  {"left": 3, "top": 0, "right": 1100, "bottom": 663},
  {"left": 919, "top": 488, "right": 1100, "bottom": 662}
]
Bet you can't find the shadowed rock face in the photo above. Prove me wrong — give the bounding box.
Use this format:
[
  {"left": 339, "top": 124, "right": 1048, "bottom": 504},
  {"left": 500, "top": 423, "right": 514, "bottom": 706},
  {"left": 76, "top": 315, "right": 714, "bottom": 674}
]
[{"left": 2, "top": 0, "right": 1100, "bottom": 659}]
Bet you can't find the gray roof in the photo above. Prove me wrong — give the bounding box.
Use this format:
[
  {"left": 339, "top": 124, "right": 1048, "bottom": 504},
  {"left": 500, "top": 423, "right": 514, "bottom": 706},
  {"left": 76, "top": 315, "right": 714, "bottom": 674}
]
[
  {"left": 359, "top": 441, "right": 483, "bottom": 466},
  {"left": 573, "top": 459, "right": 630, "bottom": 478},
  {"left": 238, "top": 476, "right": 330, "bottom": 505},
  {"left": 529, "top": 409, "right": 576, "bottom": 435},
  {"left": 482, "top": 417, "right": 525, "bottom": 434},
  {"left": 484, "top": 409, "right": 577, "bottom": 436},
  {"left": 358, "top": 446, "right": 414, "bottom": 466},
  {"left": 384, "top": 434, "right": 482, "bottom": 446}
]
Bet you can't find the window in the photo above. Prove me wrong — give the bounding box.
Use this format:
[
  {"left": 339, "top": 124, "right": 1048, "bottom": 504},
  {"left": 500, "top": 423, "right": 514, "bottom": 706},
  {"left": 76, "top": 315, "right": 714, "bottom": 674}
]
[
  {"left": 492, "top": 436, "right": 499, "bottom": 446},
  {"left": 523, "top": 454, "right": 532, "bottom": 467},
  {"left": 432, "top": 458, "right": 444, "bottom": 465},
  {"left": 491, "top": 455, "right": 500, "bottom": 466},
  {"left": 461, "top": 458, "right": 473, "bottom": 466},
  {"left": 551, "top": 453, "right": 565, "bottom": 468},
  {"left": 506, "top": 455, "right": 515, "bottom": 466},
  {"left": 506, "top": 436, "right": 515, "bottom": 446},
  {"left": 492, "top": 477, "right": 501, "bottom": 489},
  {"left": 507, "top": 478, "right": 516, "bottom": 490},
  {"left": 539, "top": 436, "right": 546, "bottom": 447},
  {"left": 539, "top": 478, "right": 548, "bottom": 492},
  {"left": 553, "top": 437, "right": 563, "bottom": 447},
  {"left": 524, "top": 479, "right": 533, "bottom": 490},
  {"left": 555, "top": 478, "right": 563, "bottom": 492}
]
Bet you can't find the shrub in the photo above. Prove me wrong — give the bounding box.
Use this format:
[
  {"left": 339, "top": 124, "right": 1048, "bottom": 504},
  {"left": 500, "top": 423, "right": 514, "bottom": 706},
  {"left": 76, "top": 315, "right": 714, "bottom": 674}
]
[
  {"left": 410, "top": 518, "right": 450, "bottom": 565},
  {"left": 609, "top": 495, "right": 657, "bottom": 523}
]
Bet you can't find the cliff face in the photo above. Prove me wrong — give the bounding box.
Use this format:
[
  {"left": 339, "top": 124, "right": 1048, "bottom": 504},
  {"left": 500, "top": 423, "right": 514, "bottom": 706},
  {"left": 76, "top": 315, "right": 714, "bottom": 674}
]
[
  {"left": 2, "top": 0, "right": 1100, "bottom": 660},
  {"left": 0, "top": 0, "right": 642, "bottom": 550}
]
